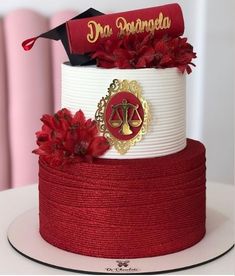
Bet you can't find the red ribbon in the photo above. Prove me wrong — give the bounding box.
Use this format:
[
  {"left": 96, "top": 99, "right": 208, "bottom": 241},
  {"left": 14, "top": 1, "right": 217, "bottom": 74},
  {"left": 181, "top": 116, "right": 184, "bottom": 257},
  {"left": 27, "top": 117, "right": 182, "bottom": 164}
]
[{"left": 38, "top": 139, "right": 206, "bottom": 258}]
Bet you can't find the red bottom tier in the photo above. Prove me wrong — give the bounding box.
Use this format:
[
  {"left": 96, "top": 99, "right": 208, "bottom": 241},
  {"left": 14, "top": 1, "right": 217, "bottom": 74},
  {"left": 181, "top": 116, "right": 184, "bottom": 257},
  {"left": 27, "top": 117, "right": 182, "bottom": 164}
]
[{"left": 38, "top": 138, "right": 206, "bottom": 258}]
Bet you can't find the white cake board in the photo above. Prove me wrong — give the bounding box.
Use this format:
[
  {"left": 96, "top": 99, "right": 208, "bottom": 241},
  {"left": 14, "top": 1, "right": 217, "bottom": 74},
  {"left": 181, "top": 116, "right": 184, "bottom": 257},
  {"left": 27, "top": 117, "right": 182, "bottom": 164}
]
[{"left": 7, "top": 206, "right": 234, "bottom": 274}]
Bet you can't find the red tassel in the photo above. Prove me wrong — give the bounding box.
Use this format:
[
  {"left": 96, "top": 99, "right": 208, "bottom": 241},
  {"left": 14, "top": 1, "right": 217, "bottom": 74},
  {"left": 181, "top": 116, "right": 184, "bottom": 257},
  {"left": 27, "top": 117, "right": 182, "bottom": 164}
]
[{"left": 22, "top": 36, "right": 38, "bottom": 51}]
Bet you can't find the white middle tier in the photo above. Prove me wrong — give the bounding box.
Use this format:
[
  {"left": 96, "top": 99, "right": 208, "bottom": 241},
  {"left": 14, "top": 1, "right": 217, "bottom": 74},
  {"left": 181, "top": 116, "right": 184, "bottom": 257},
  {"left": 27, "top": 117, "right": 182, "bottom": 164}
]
[{"left": 62, "top": 63, "right": 186, "bottom": 159}]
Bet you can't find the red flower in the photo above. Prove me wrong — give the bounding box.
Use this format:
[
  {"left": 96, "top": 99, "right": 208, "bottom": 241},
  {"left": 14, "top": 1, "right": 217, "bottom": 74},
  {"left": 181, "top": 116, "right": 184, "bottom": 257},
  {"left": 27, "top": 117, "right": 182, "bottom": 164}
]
[
  {"left": 91, "top": 34, "right": 197, "bottom": 74},
  {"left": 33, "top": 108, "right": 110, "bottom": 167},
  {"left": 167, "top": 37, "right": 197, "bottom": 74}
]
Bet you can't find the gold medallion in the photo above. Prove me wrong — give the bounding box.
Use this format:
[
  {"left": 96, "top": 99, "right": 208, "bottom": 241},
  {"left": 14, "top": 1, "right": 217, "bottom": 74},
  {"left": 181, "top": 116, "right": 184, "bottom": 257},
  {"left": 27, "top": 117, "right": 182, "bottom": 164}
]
[{"left": 95, "top": 79, "right": 150, "bottom": 154}]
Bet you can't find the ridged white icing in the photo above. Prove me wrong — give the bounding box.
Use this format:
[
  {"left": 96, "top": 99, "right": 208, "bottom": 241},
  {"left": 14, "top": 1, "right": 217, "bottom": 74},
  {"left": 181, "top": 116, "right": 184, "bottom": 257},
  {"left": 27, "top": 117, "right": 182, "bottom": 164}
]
[{"left": 61, "top": 63, "right": 186, "bottom": 159}]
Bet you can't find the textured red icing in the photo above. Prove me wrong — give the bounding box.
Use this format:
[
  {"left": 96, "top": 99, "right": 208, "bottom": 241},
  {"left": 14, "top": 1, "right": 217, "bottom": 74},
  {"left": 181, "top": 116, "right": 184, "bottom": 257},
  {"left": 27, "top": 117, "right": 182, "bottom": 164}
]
[{"left": 39, "top": 139, "right": 206, "bottom": 258}]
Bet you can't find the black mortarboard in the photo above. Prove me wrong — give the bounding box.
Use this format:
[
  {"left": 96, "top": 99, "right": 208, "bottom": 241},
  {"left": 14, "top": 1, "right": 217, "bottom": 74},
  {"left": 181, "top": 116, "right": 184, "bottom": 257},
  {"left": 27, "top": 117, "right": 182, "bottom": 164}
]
[{"left": 22, "top": 8, "right": 104, "bottom": 66}]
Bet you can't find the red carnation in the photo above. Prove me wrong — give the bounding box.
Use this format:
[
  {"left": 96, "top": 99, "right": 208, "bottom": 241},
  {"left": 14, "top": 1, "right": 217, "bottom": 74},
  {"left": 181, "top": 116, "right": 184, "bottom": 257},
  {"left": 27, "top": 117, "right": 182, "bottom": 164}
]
[
  {"left": 33, "top": 108, "right": 110, "bottom": 167},
  {"left": 91, "top": 34, "right": 196, "bottom": 74}
]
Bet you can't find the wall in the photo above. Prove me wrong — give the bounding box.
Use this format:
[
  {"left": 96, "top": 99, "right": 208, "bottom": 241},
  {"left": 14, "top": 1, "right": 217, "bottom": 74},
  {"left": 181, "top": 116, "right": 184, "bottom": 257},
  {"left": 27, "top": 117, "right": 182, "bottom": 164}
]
[{"left": 0, "top": 0, "right": 234, "bottom": 184}]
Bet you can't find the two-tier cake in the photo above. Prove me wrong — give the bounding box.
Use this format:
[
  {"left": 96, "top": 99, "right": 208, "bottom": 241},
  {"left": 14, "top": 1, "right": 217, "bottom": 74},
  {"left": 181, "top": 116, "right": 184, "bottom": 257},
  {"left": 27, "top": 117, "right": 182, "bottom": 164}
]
[{"left": 24, "top": 3, "right": 206, "bottom": 259}]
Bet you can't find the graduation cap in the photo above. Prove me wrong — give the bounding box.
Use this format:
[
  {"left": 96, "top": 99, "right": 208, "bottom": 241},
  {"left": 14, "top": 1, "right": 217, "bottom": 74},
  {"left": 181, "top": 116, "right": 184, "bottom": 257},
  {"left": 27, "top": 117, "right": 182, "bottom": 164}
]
[
  {"left": 22, "top": 8, "right": 104, "bottom": 66},
  {"left": 22, "top": 4, "right": 184, "bottom": 66}
]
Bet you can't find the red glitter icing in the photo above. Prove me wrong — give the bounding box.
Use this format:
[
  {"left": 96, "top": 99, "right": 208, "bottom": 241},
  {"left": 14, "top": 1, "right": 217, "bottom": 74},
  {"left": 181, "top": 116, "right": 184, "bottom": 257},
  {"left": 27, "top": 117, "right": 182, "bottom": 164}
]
[{"left": 39, "top": 139, "right": 206, "bottom": 259}]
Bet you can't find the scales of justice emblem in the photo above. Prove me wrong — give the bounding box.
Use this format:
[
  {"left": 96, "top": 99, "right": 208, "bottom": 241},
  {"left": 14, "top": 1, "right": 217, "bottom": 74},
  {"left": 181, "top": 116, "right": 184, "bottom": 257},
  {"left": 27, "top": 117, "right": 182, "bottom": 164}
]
[
  {"left": 109, "top": 98, "right": 142, "bottom": 136},
  {"left": 95, "top": 79, "right": 150, "bottom": 154}
]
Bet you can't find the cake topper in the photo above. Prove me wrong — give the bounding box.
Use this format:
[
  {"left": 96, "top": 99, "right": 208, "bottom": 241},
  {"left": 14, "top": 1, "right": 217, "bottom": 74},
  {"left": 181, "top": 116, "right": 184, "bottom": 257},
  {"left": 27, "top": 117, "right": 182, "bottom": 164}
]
[{"left": 22, "top": 4, "right": 184, "bottom": 66}]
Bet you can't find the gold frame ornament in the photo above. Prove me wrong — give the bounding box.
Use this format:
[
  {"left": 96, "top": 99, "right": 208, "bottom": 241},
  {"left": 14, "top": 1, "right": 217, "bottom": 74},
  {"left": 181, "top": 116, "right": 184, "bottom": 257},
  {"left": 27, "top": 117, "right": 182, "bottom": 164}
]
[{"left": 95, "top": 79, "right": 151, "bottom": 154}]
